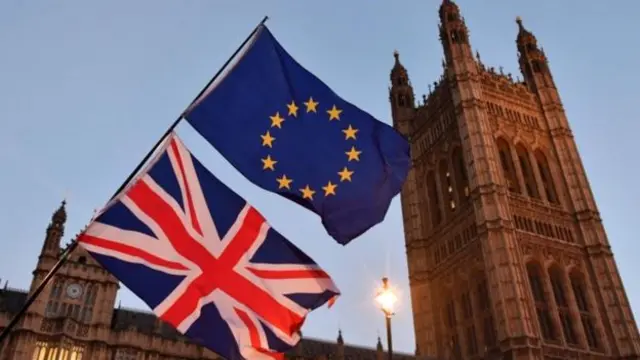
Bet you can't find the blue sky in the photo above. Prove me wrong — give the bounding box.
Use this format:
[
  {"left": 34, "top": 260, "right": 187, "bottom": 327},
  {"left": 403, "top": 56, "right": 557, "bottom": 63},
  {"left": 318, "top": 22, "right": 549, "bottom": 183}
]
[{"left": 1, "top": 0, "right": 639, "bottom": 354}]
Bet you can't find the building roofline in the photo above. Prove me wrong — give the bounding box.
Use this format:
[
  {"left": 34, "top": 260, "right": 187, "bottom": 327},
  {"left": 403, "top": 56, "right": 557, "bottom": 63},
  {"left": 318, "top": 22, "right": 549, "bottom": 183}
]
[{"left": 0, "top": 288, "right": 414, "bottom": 356}]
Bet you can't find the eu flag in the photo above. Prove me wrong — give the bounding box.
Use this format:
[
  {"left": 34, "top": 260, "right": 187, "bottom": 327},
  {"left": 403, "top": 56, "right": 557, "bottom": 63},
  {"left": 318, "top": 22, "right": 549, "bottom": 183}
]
[{"left": 185, "top": 26, "right": 410, "bottom": 245}]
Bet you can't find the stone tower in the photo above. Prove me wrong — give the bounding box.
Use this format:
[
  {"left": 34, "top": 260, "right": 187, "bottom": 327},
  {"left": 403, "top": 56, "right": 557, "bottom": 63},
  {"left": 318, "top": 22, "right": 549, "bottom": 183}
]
[
  {"left": 392, "top": 1, "right": 640, "bottom": 359},
  {"left": 3, "top": 201, "right": 120, "bottom": 359}
]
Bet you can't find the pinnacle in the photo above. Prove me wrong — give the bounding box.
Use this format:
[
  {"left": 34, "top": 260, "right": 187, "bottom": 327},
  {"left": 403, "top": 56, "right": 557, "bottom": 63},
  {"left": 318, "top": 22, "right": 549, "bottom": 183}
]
[
  {"left": 393, "top": 49, "right": 399, "bottom": 61},
  {"left": 516, "top": 16, "right": 525, "bottom": 31},
  {"left": 52, "top": 199, "right": 67, "bottom": 224},
  {"left": 390, "top": 50, "right": 408, "bottom": 80}
]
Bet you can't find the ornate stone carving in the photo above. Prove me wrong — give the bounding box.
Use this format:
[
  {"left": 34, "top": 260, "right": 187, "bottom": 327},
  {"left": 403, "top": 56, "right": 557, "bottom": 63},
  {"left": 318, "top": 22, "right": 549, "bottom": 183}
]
[{"left": 521, "top": 242, "right": 535, "bottom": 257}]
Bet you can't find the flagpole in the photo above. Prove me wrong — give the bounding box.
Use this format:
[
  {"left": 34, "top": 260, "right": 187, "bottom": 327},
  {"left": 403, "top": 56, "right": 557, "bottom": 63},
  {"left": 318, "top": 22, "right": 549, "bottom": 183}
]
[{"left": 0, "top": 15, "right": 269, "bottom": 346}]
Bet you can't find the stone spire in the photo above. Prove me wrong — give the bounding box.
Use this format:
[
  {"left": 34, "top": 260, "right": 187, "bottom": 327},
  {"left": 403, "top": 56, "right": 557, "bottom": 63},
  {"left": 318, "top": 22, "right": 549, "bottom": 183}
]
[{"left": 41, "top": 200, "right": 67, "bottom": 256}]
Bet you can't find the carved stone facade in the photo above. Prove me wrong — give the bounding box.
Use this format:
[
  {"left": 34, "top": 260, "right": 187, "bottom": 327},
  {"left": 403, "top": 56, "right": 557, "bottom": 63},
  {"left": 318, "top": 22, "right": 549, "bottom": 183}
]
[
  {"left": 392, "top": 1, "right": 640, "bottom": 359},
  {"left": 0, "top": 201, "right": 416, "bottom": 360}
]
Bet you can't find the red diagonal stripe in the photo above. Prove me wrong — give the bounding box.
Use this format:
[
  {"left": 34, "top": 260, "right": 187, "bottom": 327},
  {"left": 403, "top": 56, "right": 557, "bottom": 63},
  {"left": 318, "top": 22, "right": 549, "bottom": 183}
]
[
  {"left": 218, "top": 207, "right": 264, "bottom": 268},
  {"left": 235, "top": 308, "right": 285, "bottom": 360},
  {"left": 160, "top": 274, "right": 208, "bottom": 329},
  {"left": 202, "top": 267, "right": 303, "bottom": 336},
  {"left": 246, "top": 268, "right": 331, "bottom": 280},
  {"left": 169, "top": 139, "right": 203, "bottom": 237},
  {"left": 236, "top": 308, "right": 261, "bottom": 348},
  {"left": 78, "top": 234, "right": 188, "bottom": 271},
  {"left": 127, "top": 179, "right": 211, "bottom": 269},
  {"left": 127, "top": 179, "right": 304, "bottom": 334}
]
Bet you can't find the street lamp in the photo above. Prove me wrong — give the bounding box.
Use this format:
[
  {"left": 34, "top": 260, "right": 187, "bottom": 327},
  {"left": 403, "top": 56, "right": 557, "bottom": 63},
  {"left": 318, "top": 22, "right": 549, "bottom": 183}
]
[{"left": 375, "top": 277, "right": 397, "bottom": 360}]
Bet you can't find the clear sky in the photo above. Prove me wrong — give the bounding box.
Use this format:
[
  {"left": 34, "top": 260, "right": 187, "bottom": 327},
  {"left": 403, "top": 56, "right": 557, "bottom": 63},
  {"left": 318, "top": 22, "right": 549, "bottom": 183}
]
[{"left": 1, "top": 0, "right": 639, "bottom": 355}]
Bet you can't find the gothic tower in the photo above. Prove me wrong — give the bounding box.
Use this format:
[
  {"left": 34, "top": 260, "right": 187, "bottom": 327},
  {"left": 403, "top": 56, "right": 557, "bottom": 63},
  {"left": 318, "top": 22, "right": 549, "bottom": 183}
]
[
  {"left": 6, "top": 201, "right": 120, "bottom": 359},
  {"left": 392, "top": 1, "right": 640, "bottom": 359}
]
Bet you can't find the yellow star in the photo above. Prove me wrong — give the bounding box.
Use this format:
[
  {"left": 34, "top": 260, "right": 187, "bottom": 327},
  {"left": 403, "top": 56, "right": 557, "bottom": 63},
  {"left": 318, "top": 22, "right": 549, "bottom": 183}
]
[
  {"left": 261, "top": 155, "right": 277, "bottom": 171},
  {"left": 276, "top": 174, "right": 293, "bottom": 190},
  {"left": 322, "top": 181, "right": 338, "bottom": 196},
  {"left": 304, "top": 97, "right": 319, "bottom": 113},
  {"left": 327, "top": 105, "right": 342, "bottom": 121},
  {"left": 287, "top": 101, "right": 299, "bottom": 117},
  {"left": 300, "top": 185, "right": 316, "bottom": 200},
  {"left": 338, "top": 167, "right": 354, "bottom": 182},
  {"left": 342, "top": 124, "right": 358, "bottom": 140},
  {"left": 345, "top": 146, "right": 362, "bottom": 162},
  {"left": 261, "top": 131, "right": 276, "bottom": 148},
  {"left": 270, "top": 112, "right": 285, "bottom": 128}
]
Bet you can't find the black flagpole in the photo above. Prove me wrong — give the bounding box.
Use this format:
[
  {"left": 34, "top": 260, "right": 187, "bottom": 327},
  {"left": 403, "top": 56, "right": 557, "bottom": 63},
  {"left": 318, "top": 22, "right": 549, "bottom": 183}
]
[{"left": 0, "top": 15, "right": 269, "bottom": 346}]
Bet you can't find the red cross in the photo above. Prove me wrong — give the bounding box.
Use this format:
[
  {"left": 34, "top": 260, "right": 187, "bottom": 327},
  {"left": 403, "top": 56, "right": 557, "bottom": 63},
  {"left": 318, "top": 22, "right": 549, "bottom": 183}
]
[{"left": 78, "top": 138, "right": 334, "bottom": 355}]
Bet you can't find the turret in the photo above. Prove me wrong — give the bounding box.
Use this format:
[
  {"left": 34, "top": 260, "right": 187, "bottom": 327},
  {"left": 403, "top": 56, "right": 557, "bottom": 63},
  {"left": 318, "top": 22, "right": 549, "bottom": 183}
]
[
  {"left": 376, "top": 336, "right": 384, "bottom": 360},
  {"left": 516, "top": 17, "right": 556, "bottom": 94},
  {"left": 439, "top": 0, "right": 474, "bottom": 71},
  {"left": 515, "top": 16, "right": 567, "bottom": 132},
  {"left": 41, "top": 200, "right": 66, "bottom": 258},
  {"left": 336, "top": 329, "right": 344, "bottom": 359},
  {"left": 389, "top": 50, "right": 415, "bottom": 136}
]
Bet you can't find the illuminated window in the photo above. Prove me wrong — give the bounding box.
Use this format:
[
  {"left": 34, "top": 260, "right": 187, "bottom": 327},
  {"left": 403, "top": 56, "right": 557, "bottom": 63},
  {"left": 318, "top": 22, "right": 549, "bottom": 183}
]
[
  {"left": 69, "top": 346, "right": 84, "bottom": 360},
  {"left": 32, "top": 342, "right": 83, "bottom": 360},
  {"left": 32, "top": 341, "right": 48, "bottom": 360},
  {"left": 440, "top": 161, "right": 455, "bottom": 215}
]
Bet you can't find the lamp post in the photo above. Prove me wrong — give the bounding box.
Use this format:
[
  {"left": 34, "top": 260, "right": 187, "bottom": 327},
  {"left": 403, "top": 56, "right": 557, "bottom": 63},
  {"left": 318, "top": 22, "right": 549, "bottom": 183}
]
[{"left": 375, "top": 277, "right": 397, "bottom": 360}]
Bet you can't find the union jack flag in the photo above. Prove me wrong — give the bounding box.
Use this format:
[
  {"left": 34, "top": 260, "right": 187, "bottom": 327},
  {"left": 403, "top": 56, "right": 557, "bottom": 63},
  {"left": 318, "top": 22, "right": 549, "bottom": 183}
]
[{"left": 78, "top": 132, "right": 339, "bottom": 360}]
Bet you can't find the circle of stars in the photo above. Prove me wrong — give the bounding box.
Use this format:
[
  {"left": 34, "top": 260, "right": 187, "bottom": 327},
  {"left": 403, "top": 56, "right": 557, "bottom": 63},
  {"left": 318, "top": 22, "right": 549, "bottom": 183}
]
[{"left": 259, "top": 97, "right": 361, "bottom": 201}]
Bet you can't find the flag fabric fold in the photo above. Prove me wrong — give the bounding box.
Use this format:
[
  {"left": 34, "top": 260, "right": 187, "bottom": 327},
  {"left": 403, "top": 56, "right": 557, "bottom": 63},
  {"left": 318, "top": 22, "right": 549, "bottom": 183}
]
[
  {"left": 185, "top": 25, "right": 411, "bottom": 245},
  {"left": 78, "top": 132, "right": 339, "bottom": 360}
]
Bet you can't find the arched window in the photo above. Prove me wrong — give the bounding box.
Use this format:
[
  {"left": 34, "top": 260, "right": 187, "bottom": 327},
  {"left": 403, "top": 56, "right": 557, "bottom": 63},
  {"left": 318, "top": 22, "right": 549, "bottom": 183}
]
[
  {"left": 443, "top": 295, "right": 461, "bottom": 358},
  {"left": 534, "top": 150, "right": 558, "bottom": 204},
  {"left": 446, "top": 298, "right": 457, "bottom": 330},
  {"left": 398, "top": 94, "right": 407, "bottom": 107},
  {"left": 527, "top": 262, "right": 556, "bottom": 341},
  {"left": 32, "top": 343, "right": 84, "bottom": 360},
  {"left": 32, "top": 341, "right": 51, "bottom": 360},
  {"left": 532, "top": 61, "right": 543, "bottom": 73},
  {"left": 460, "top": 289, "right": 478, "bottom": 356},
  {"left": 427, "top": 171, "right": 442, "bottom": 227},
  {"left": 476, "top": 279, "right": 497, "bottom": 349},
  {"left": 51, "top": 280, "right": 62, "bottom": 299},
  {"left": 451, "top": 31, "right": 459, "bottom": 43},
  {"left": 570, "top": 272, "right": 599, "bottom": 350},
  {"left": 452, "top": 147, "right": 469, "bottom": 203},
  {"left": 439, "top": 160, "right": 456, "bottom": 214},
  {"left": 81, "top": 283, "right": 97, "bottom": 324},
  {"left": 45, "top": 280, "right": 64, "bottom": 317},
  {"left": 496, "top": 138, "right": 520, "bottom": 194},
  {"left": 549, "top": 266, "right": 577, "bottom": 345},
  {"left": 515, "top": 144, "right": 540, "bottom": 199}
]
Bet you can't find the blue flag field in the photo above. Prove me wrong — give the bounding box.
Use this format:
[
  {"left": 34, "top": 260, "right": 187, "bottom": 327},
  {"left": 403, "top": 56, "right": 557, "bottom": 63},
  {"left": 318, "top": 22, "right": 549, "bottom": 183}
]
[{"left": 186, "top": 25, "right": 410, "bottom": 245}]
